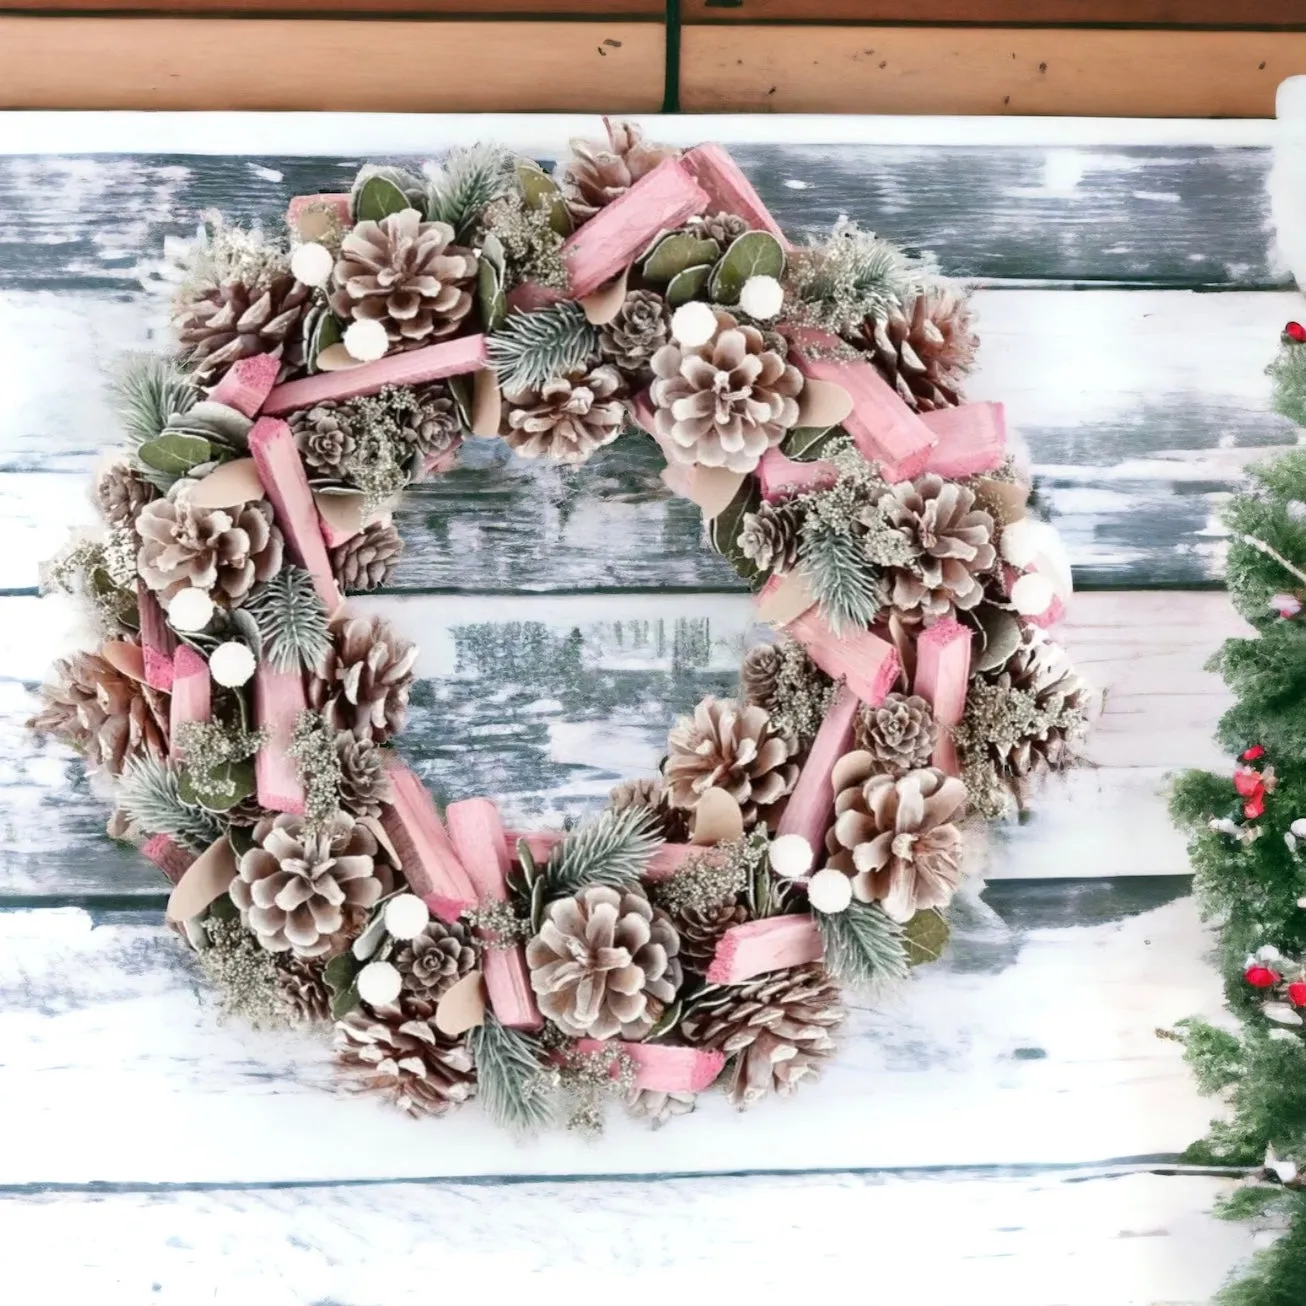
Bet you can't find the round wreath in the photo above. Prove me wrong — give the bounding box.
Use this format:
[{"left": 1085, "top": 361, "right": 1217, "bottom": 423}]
[{"left": 29, "top": 119, "right": 1089, "bottom": 1134}]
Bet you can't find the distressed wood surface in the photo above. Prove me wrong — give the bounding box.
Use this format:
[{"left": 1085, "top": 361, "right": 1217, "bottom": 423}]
[
  {"left": 684, "top": 0, "right": 1306, "bottom": 21},
  {"left": 0, "top": 1168, "right": 1256, "bottom": 1304}
]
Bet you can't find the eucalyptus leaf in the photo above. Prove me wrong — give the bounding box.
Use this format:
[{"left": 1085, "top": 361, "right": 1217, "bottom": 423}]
[
  {"left": 354, "top": 175, "right": 411, "bottom": 224},
  {"left": 782, "top": 425, "right": 840, "bottom": 462},
  {"left": 227, "top": 825, "right": 257, "bottom": 860},
  {"left": 665, "top": 264, "right": 713, "bottom": 308},
  {"left": 476, "top": 248, "right": 507, "bottom": 333},
  {"left": 351, "top": 910, "right": 389, "bottom": 962},
  {"left": 448, "top": 374, "right": 474, "bottom": 429},
  {"left": 307, "top": 311, "right": 344, "bottom": 375},
  {"left": 972, "top": 604, "right": 1022, "bottom": 673},
  {"left": 903, "top": 909, "right": 950, "bottom": 966},
  {"left": 648, "top": 996, "right": 683, "bottom": 1041},
  {"left": 643, "top": 232, "right": 721, "bottom": 283},
  {"left": 709, "top": 476, "right": 763, "bottom": 584},
  {"left": 515, "top": 160, "right": 572, "bottom": 236},
  {"left": 207, "top": 892, "right": 239, "bottom": 923},
  {"left": 178, "top": 760, "right": 255, "bottom": 813},
  {"left": 168, "top": 401, "right": 254, "bottom": 451},
  {"left": 137, "top": 432, "right": 212, "bottom": 476},
  {"left": 709, "top": 231, "right": 786, "bottom": 306},
  {"left": 324, "top": 952, "right": 362, "bottom": 1018}
]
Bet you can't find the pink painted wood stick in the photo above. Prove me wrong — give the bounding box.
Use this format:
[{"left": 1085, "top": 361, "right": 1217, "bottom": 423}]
[
  {"left": 645, "top": 842, "right": 698, "bottom": 883},
  {"left": 248, "top": 418, "right": 342, "bottom": 615},
  {"left": 776, "top": 685, "right": 859, "bottom": 853},
  {"left": 168, "top": 645, "right": 211, "bottom": 758},
  {"left": 919, "top": 402, "right": 1007, "bottom": 479},
  {"left": 136, "top": 582, "right": 177, "bottom": 692},
  {"left": 380, "top": 757, "right": 479, "bottom": 922},
  {"left": 141, "top": 833, "right": 195, "bottom": 885},
  {"left": 913, "top": 618, "right": 973, "bottom": 776},
  {"left": 286, "top": 193, "right": 352, "bottom": 230},
  {"left": 680, "top": 143, "right": 789, "bottom": 247},
  {"left": 560, "top": 158, "right": 709, "bottom": 300},
  {"left": 707, "top": 914, "right": 825, "bottom": 984},
  {"left": 574, "top": 1039, "right": 726, "bottom": 1093},
  {"left": 506, "top": 282, "right": 567, "bottom": 314},
  {"left": 263, "top": 335, "right": 488, "bottom": 416},
  {"left": 757, "top": 446, "right": 838, "bottom": 502},
  {"left": 782, "top": 600, "right": 902, "bottom": 707},
  {"left": 253, "top": 664, "right": 307, "bottom": 815},
  {"left": 206, "top": 353, "right": 280, "bottom": 419}
]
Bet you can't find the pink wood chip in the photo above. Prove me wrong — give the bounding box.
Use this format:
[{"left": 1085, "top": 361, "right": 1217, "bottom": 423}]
[
  {"left": 506, "top": 830, "right": 563, "bottom": 865},
  {"left": 136, "top": 582, "right": 177, "bottom": 692},
  {"left": 913, "top": 618, "right": 973, "bottom": 776},
  {"left": 168, "top": 645, "right": 211, "bottom": 758},
  {"left": 141, "top": 833, "right": 195, "bottom": 886},
  {"left": 785, "top": 605, "right": 902, "bottom": 707},
  {"left": 919, "top": 402, "right": 1007, "bottom": 479},
  {"left": 776, "top": 684, "right": 859, "bottom": 853},
  {"left": 253, "top": 664, "right": 307, "bottom": 815},
  {"left": 680, "top": 143, "right": 789, "bottom": 247},
  {"left": 574, "top": 1039, "right": 726, "bottom": 1093},
  {"left": 757, "top": 446, "right": 838, "bottom": 502},
  {"left": 207, "top": 353, "right": 280, "bottom": 419},
  {"left": 707, "top": 914, "right": 825, "bottom": 984}
]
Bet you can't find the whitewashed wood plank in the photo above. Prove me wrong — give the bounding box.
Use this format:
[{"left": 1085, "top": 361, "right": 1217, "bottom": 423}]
[
  {"left": 0, "top": 1168, "right": 1256, "bottom": 1305},
  {"left": 0, "top": 892, "right": 1227, "bottom": 1182},
  {"left": 0, "top": 289, "right": 1294, "bottom": 593}
]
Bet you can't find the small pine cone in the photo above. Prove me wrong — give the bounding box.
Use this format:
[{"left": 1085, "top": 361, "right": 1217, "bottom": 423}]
[
  {"left": 625, "top": 1087, "right": 697, "bottom": 1129},
  {"left": 331, "top": 520, "right": 404, "bottom": 593},
  {"left": 394, "top": 918, "right": 479, "bottom": 1017},
  {"left": 308, "top": 614, "right": 418, "bottom": 744},
  {"left": 94, "top": 461, "right": 154, "bottom": 530},
  {"left": 557, "top": 118, "right": 681, "bottom": 223},
  {"left": 289, "top": 402, "right": 356, "bottom": 478},
  {"left": 854, "top": 693, "right": 939, "bottom": 775},
  {"left": 739, "top": 643, "right": 781, "bottom": 712},
  {"left": 598, "top": 290, "right": 671, "bottom": 376},
  {"left": 859, "top": 285, "right": 978, "bottom": 414},
  {"left": 681, "top": 963, "right": 845, "bottom": 1110},
  {"left": 335, "top": 731, "right": 391, "bottom": 819},
  {"left": 400, "top": 385, "right": 463, "bottom": 461},
  {"left": 501, "top": 365, "right": 627, "bottom": 465},
  {"left": 737, "top": 500, "right": 802, "bottom": 574},
  {"left": 175, "top": 273, "right": 310, "bottom": 385},
  {"left": 692, "top": 211, "right": 749, "bottom": 248},
  {"left": 334, "top": 1010, "right": 475, "bottom": 1118},
  {"left": 676, "top": 900, "right": 750, "bottom": 975},
  {"left": 274, "top": 956, "right": 332, "bottom": 1024}
]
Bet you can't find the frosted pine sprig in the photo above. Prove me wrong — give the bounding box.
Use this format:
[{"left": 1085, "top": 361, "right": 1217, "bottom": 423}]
[
  {"left": 815, "top": 900, "right": 909, "bottom": 993},
  {"left": 798, "top": 515, "right": 882, "bottom": 635},
  {"left": 545, "top": 805, "right": 664, "bottom": 897},
  {"left": 244, "top": 566, "right": 330, "bottom": 673},
  {"left": 427, "top": 143, "right": 516, "bottom": 239},
  {"left": 466, "top": 1015, "right": 557, "bottom": 1134},
  {"left": 117, "top": 754, "right": 226, "bottom": 852},
  {"left": 488, "top": 303, "right": 601, "bottom": 394},
  {"left": 114, "top": 356, "right": 200, "bottom": 448}
]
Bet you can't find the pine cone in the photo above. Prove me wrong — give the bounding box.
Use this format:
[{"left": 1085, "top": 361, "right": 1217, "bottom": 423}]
[
  {"left": 625, "top": 1087, "right": 697, "bottom": 1128},
  {"left": 334, "top": 1009, "right": 475, "bottom": 1118},
  {"left": 27, "top": 644, "right": 168, "bottom": 776},
  {"left": 175, "top": 273, "right": 310, "bottom": 385},
  {"left": 826, "top": 761, "right": 967, "bottom": 922},
  {"left": 274, "top": 955, "right": 332, "bottom": 1024},
  {"left": 330, "top": 210, "right": 477, "bottom": 350},
  {"left": 501, "top": 365, "right": 627, "bottom": 465},
  {"left": 664, "top": 696, "right": 798, "bottom": 829},
  {"left": 556, "top": 118, "right": 681, "bottom": 222},
  {"left": 990, "top": 629, "right": 1089, "bottom": 777},
  {"left": 692, "top": 211, "right": 749, "bottom": 248},
  {"left": 399, "top": 385, "right": 463, "bottom": 460},
  {"left": 676, "top": 900, "right": 750, "bottom": 975},
  {"left": 649, "top": 313, "right": 803, "bottom": 473},
  {"left": 681, "top": 963, "right": 844, "bottom": 1109},
  {"left": 738, "top": 499, "right": 803, "bottom": 573},
  {"left": 289, "top": 402, "right": 355, "bottom": 478},
  {"left": 136, "top": 485, "right": 283, "bottom": 605},
  {"left": 231, "top": 812, "right": 382, "bottom": 957},
  {"left": 599, "top": 290, "right": 671, "bottom": 376},
  {"left": 395, "top": 918, "right": 479, "bottom": 1017},
  {"left": 331, "top": 520, "right": 403, "bottom": 593},
  {"left": 739, "top": 643, "right": 782, "bottom": 711},
  {"left": 526, "top": 884, "right": 683, "bottom": 1040},
  {"left": 859, "top": 285, "right": 978, "bottom": 413},
  {"left": 335, "top": 731, "right": 391, "bottom": 819},
  {"left": 882, "top": 475, "right": 996, "bottom": 618},
  {"left": 607, "top": 776, "right": 692, "bottom": 842},
  {"left": 854, "top": 693, "right": 939, "bottom": 775},
  {"left": 307, "top": 614, "right": 418, "bottom": 744},
  {"left": 94, "top": 461, "right": 154, "bottom": 530}
]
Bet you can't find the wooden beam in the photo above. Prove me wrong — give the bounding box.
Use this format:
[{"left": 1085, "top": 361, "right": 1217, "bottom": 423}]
[
  {"left": 684, "top": 0, "right": 1306, "bottom": 23},
  {"left": 6, "top": 0, "right": 663, "bottom": 10},
  {"left": 0, "top": 17, "right": 664, "bottom": 112},
  {"left": 681, "top": 26, "right": 1305, "bottom": 116}
]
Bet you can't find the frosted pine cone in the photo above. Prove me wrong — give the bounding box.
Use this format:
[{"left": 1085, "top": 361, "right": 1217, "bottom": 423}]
[
  {"left": 854, "top": 693, "right": 939, "bottom": 775},
  {"left": 598, "top": 290, "right": 671, "bottom": 376},
  {"left": 274, "top": 956, "right": 332, "bottom": 1024},
  {"left": 289, "top": 402, "right": 355, "bottom": 478},
  {"left": 330, "top": 210, "right": 477, "bottom": 349},
  {"left": 308, "top": 614, "right": 418, "bottom": 744},
  {"left": 826, "top": 761, "right": 967, "bottom": 922},
  {"left": 739, "top": 643, "right": 782, "bottom": 711},
  {"left": 232, "top": 812, "right": 382, "bottom": 957},
  {"left": 175, "top": 273, "right": 310, "bottom": 384},
  {"left": 676, "top": 900, "right": 750, "bottom": 975},
  {"left": 681, "top": 963, "right": 845, "bottom": 1110},
  {"left": 649, "top": 313, "right": 803, "bottom": 473},
  {"left": 556, "top": 118, "right": 680, "bottom": 222},
  {"left": 335, "top": 732, "right": 391, "bottom": 819},
  {"left": 136, "top": 485, "right": 283, "bottom": 605},
  {"left": 858, "top": 285, "right": 978, "bottom": 413},
  {"left": 738, "top": 499, "right": 803, "bottom": 573},
  {"left": 331, "top": 520, "right": 403, "bottom": 593},
  {"left": 398, "top": 385, "right": 463, "bottom": 460},
  {"left": 625, "top": 1088, "right": 697, "bottom": 1128},
  {"left": 395, "top": 918, "right": 479, "bottom": 1017},
  {"left": 692, "top": 211, "right": 749, "bottom": 248},
  {"left": 526, "top": 884, "right": 682, "bottom": 1040},
  {"left": 334, "top": 1010, "right": 475, "bottom": 1118},
  {"left": 501, "top": 365, "right": 627, "bottom": 465},
  {"left": 989, "top": 629, "right": 1089, "bottom": 777},
  {"left": 664, "top": 696, "right": 798, "bottom": 829},
  {"left": 94, "top": 461, "right": 154, "bottom": 530},
  {"left": 607, "top": 775, "right": 691, "bottom": 842}
]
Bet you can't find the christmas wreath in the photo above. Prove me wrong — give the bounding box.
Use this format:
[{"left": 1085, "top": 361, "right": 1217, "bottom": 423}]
[{"left": 29, "top": 120, "right": 1088, "bottom": 1134}]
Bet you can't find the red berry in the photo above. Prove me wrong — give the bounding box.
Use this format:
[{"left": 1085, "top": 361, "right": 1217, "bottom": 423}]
[
  {"left": 1245, "top": 794, "right": 1267, "bottom": 820},
  {"left": 1246, "top": 965, "right": 1281, "bottom": 988},
  {"left": 1288, "top": 982, "right": 1306, "bottom": 1007},
  {"left": 1243, "top": 745, "right": 1266, "bottom": 761},
  {"left": 1233, "top": 767, "right": 1264, "bottom": 799},
  {"left": 1287, "top": 321, "right": 1306, "bottom": 343}
]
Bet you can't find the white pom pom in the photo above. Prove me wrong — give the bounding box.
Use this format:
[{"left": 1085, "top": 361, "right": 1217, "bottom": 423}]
[
  {"left": 343, "top": 318, "right": 390, "bottom": 363},
  {"left": 998, "top": 519, "right": 1038, "bottom": 568},
  {"left": 290, "top": 241, "right": 334, "bottom": 289},
  {"left": 167, "top": 586, "right": 215, "bottom": 633},
  {"left": 357, "top": 960, "right": 403, "bottom": 1008},
  {"left": 670, "top": 302, "right": 719, "bottom": 349},
  {"left": 739, "top": 274, "right": 784, "bottom": 321},
  {"left": 209, "top": 641, "right": 256, "bottom": 688},
  {"left": 807, "top": 867, "right": 853, "bottom": 914},
  {"left": 384, "top": 893, "right": 431, "bottom": 941},
  {"left": 1010, "top": 571, "right": 1056, "bottom": 616},
  {"left": 769, "top": 833, "right": 815, "bottom": 879}
]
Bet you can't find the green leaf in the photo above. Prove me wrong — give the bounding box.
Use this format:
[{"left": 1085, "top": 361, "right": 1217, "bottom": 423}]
[
  {"left": 207, "top": 891, "right": 239, "bottom": 923},
  {"left": 665, "top": 264, "right": 713, "bottom": 308},
  {"left": 178, "top": 760, "right": 255, "bottom": 813},
  {"left": 709, "top": 476, "right": 763, "bottom": 584},
  {"left": 903, "top": 909, "right": 950, "bottom": 966},
  {"left": 648, "top": 996, "right": 683, "bottom": 1041},
  {"left": 227, "top": 825, "right": 257, "bottom": 859},
  {"left": 447, "top": 374, "right": 474, "bottom": 429},
  {"left": 782, "top": 425, "right": 840, "bottom": 462},
  {"left": 972, "top": 604, "right": 1020, "bottom": 673},
  {"left": 137, "top": 432, "right": 212, "bottom": 476},
  {"left": 643, "top": 232, "right": 721, "bottom": 283},
  {"left": 515, "top": 159, "right": 572, "bottom": 236},
  {"left": 307, "top": 311, "right": 344, "bottom": 375},
  {"left": 354, "top": 175, "right": 410, "bottom": 223},
  {"left": 324, "top": 952, "right": 362, "bottom": 1019},
  {"left": 476, "top": 234, "right": 507, "bottom": 332},
  {"left": 709, "top": 231, "right": 786, "bottom": 306}
]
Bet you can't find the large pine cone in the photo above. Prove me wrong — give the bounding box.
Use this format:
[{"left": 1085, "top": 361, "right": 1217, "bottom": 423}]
[
  {"left": 556, "top": 118, "right": 680, "bottom": 223},
  {"left": 882, "top": 475, "right": 996, "bottom": 618},
  {"left": 334, "top": 1010, "right": 475, "bottom": 1118},
  {"left": 854, "top": 693, "right": 939, "bottom": 775},
  {"left": 990, "top": 629, "right": 1089, "bottom": 778},
  {"left": 330, "top": 210, "right": 477, "bottom": 350},
  {"left": 858, "top": 285, "right": 978, "bottom": 413},
  {"left": 395, "top": 918, "right": 479, "bottom": 1017},
  {"left": 289, "top": 402, "right": 355, "bottom": 479},
  {"left": 175, "top": 273, "right": 310, "bottom": 385},
  {"left": 307, "top": 614, "right": 418, "bottom": 745},
  {"left": 738, "top": 499, "right": 803, "bottom": 574},
  {"left": 331, "top": 520, "right": 403, "bottom": 593},
  {"left": 826, "top": 760, "right": 967, "bottom": 922},
  {"left": 676, "top": 900, "right": 750, "bottom": 976},
  {"left": 95, "top": 461, "right": 154, "bottom": 530},
  {"left": 231, "top": 812, "right": 382, "bottom": 957},
  {"left": 501, "top": 365, "right": 626, "bottom": 465},
  {"left": 526, "top": 884, "right": 683, "bottom": 1040},
  {"left": 681, "top": 963, "right": 845, "bottom": 1109},
  {"left": 649, "top": 314, "right": 803, "bottom": 474},
  {"left": 599, "top": 290, "right": 671, "bottom": 376},
  {"left": 664, "top": 696, "right": 798, "bottom": 829},
  {"left": 27, "top": 644, "right": 168, "bottom": 777},
  {"left": 136, "top": 486, "right": 283, "bottom": 605}
]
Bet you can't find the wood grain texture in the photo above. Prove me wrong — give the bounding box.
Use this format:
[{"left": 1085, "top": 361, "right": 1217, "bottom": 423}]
[
  {"left": 6, "top": 0, "right": 663, "bottom": 10},
  {"left": 0, "top": 18, "right": 664, "bottom": 113},
  {"left": 0, "top": 1169, "right": 1256, "bottom": 1304},
  {"left": 681, "top": 26, "right": 1305, "bottom": 116},
  {"left": 684, "top": 0, "right": 1306, "bottom": 23}
]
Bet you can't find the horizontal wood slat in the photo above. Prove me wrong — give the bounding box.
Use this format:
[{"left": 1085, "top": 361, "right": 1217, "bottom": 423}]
[
  {"left": 0, "top": 17, "right": 665, "bottom": 113},
  {"left": 6, "top": 0, "right": 664, "bottom": 10},
  {"left": 684, "top": 0, "right": 1306, "bottom": 24},
  {"left": 681, "top": 26, "right": 1304, "bottom": 116}
]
